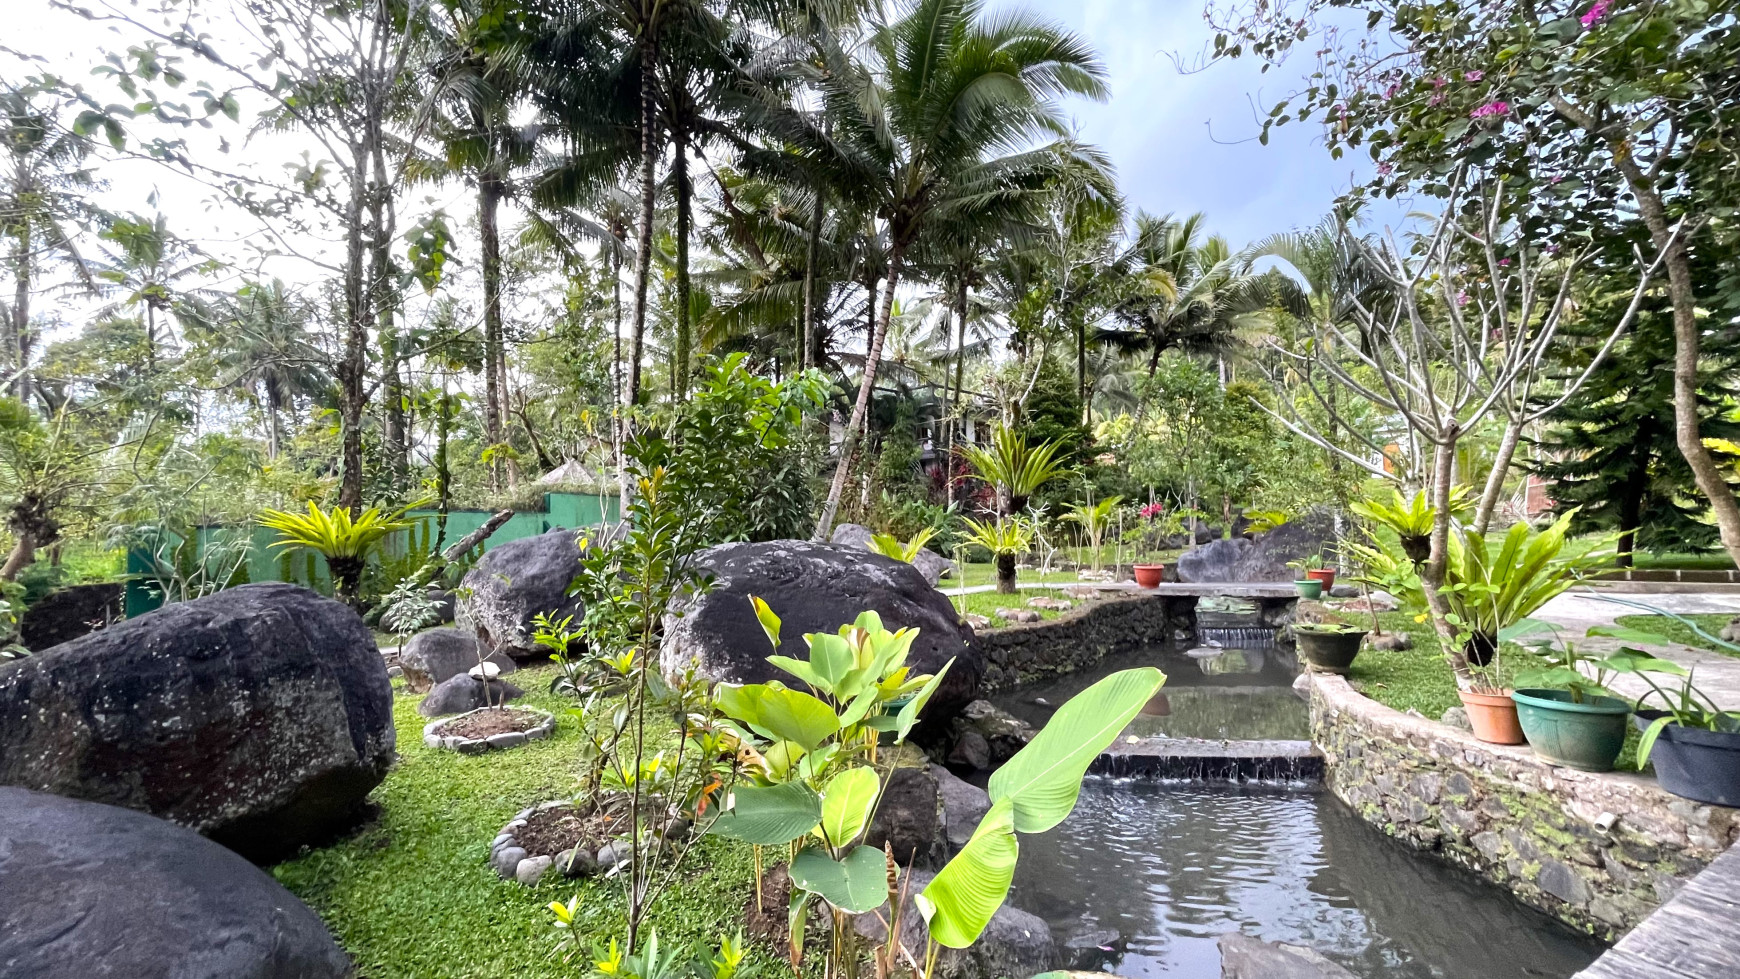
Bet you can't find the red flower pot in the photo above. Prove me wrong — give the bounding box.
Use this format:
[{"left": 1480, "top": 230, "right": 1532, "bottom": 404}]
[
  {"left": 1133, "top": 564, "right": 1164, "bottom": 588},
  {"left": 1305, "top": 568, "right": 1336, "bottom": 591}
]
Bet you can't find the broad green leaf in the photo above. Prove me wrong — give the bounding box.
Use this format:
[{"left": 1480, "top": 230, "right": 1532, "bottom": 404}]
[
  {"left": 790, "top": 845, "right": 890, "bottom": 913},
  {"left": 816, "top": 766, "right": 880, "bottom": 847},
  {"left": 756, "top": 687, "right": 842, "bottom": 751},
  {"left": 803, "top": 633, "right": 855, "bottom": 692},
  {"left": 750, "top": 595, "right": 783, "bottom": 650},
  {"left": 1603, "top": 647, "right": 1688, "bottom": 676},
  {"left": 838, "top": 685, "right": 883, "bottom": 729},
  {"left": 917, "top": 799, "right": 1017, "bottom": 948},
  {"left": 1588, "top": 625, "right": 1679, "bottom": 647},
  {"left": 708, "top": 782, "right": 822, "bottom": 845},
  {"left": 1498, "top": 617, "right": 1558, "bottom": 643},
  {"left": 987, "top": 668, "right": 1165, "bottom": 833},
  {"left": 766, "top": 655, "right": 830, "bottom": 691},
  {"left": 895, "top": 660, "right": 954, "bottom": 743}
]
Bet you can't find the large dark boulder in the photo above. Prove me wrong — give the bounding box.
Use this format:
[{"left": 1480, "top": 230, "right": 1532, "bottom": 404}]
[
  {"left": 659, "top": 541, "right": 983, "bottom": 718},
  {"left": 418, "top": 674, "right": 525, "bottom": 717},
  {"left": 1176, "top": 509, "right": 1339, "bottom": 583},
  {"left": 0, "top": 786, "right": 350, "bottom": 979},
  {"left": 864, "top": 764, "right": 944, "bottom": 868},
  {"left": 400, "top": 626, "right": 515, "bottom": 692},
  {"left": 460, "top": 527, "right": 592, "bottom": 659},
  {"left": 0, "top": 582, "right": 395, "bottom": 863},
  {"left": 19, "top": 581, "right": 123, "bottom": 650},
  {"left": 830, "top": 523, "right": 953, "bottom": 585}
]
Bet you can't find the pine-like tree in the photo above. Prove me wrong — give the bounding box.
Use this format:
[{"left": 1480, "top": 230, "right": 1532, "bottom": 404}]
[{"left": 1530, "top": 287, "right": 1740, "bottom": 566}]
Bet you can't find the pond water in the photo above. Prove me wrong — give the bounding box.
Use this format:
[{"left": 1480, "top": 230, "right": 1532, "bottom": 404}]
[
  {"left": 992, "top": 642, "right": 1310, "bottom": 742},
  {"left": 1011, "top": 781, "right": 1607, "bottom": 979}
]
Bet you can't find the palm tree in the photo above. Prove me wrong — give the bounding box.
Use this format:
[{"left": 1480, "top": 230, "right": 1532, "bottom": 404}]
[
  {"left": 1, "top": 85, "right": 99, "bottom": 404},
  {"left": 202, "top": 280, "right": 330, "bottom": 459},
  {"left": 93, "top": 214, "right": 212, "bottom": 369},
  {"left": 753, "top": 0, "right": 1108, "bottom": 539}
]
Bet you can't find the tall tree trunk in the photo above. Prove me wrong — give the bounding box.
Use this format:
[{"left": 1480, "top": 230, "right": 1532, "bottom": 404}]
[
  {"left": 802, "top": 184, "right": 823, "bottom": 370},
  {"left": 612, "top": 242, "right": 629, "bottom": 509},
  {"left": 673, "top": 133, "right": 692, "bottom": 401},
  {"left": 1420, "top": 431, "right": 1471, "bottom": 682},
  {"left": 1472, "top": 411, "right": 1525, "bottom": 536},
  {"left": 1616, "top": 463, "right": 1645, "bottom": 570},
  {"left": 264, "top": 384, "right": 283, "bottom": 460},
  {"left": 10, "top": 225, "right": 28, "bottom": 402},
  {"left": 627, "top": 39, "right": 658, "bottom": 411},
  {"left": 480, "top": 176, "right": 505, "bottom": 477},
  {"left": 372, "top": 182, "right": 406, "bottom": 491},
  {"left": 947, "top": 274, "right": 968, "bottom": 507},
  {"left": 337, "top": 144, "right": 370, "bottom": 514},
  {"left": 815, "top": 250, "right": 904, "bottom": 540},
  {"left": 1075, "top": 313, "right": 1087, "bottom": 425}
]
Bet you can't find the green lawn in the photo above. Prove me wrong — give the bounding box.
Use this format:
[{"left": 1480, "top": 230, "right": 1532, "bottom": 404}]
[
  {"left": 1628, "top": 552, "right": 1737, "bottom": 572},
  {"left": 274, "top": 665, "right": 767, "bottom": 979},
  {"left": 948, "top": 587, "right": 1076, "bottom": 627},
  {"left": 1614, "top": 614, "right": 1740, "bottom": 658}
]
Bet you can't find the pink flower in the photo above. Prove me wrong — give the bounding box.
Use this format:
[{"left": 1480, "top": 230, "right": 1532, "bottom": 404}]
[
  {"left": 1384, "top": 82, "right": 1402, "bottom": 99},
  {"left": 1471, "top": 100, "right": 1510, "bottom": 119},
  {"left": 1140, "top": 503, "right": 1165, "bottom": 520},
  {"left": 1580, "top": 0, "right": 1611, "bottom": 27},
  {"left": 1377, "top": 161, "right": 1395, "bottom": 176},
  {"left": 1464, "top": 70, "right": 1484, "bottom": 82},
  {"left": 1498, "top": 258, "right": 1511, "bottom": 267},
  {"left": 1432, "top": 77, "right": 1448, "bottom": 89},
  {"left": 1457, "top": 291, "right": 1471, "bottom": 307}
]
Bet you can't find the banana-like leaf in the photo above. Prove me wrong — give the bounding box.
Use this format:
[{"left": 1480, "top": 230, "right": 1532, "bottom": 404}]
[
  {"left": 895, "top": 659, "right": 954, "bottom": 742},
  {"left": 766, "top": 655, "right": 830, "bottom": 691},
  {"left": 708, "top": 782, "right": 822, "bottom": 844},
  {"left": 917, "top": 798, "right": 1018, "bottom": 947},
  {"left": 987, "top": 668, "right": 1165, "bottom": 833},
  {"left": 717, "top": 683, "right": 841, "bottom": 751},
  {"left": 803, "top": 632, "right": 855, "bottom": 693},
  {"left": 817, "top": 766, "right": 880, "bottom": 847},
  {"left": 790, "top": 845, "right": 890, "bottom": 913}
]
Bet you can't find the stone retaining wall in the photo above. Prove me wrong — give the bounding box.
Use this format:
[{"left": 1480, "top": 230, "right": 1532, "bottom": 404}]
[
  {"left": 1309, "top": 673, "right": 1739, "bottom": 940},
  {"left": 977, "top": 595, "right": 1189, "bottom": 693}
]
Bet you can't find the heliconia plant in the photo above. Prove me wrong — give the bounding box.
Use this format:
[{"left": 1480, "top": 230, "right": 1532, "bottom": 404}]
[{"left": 707, "top": 596, "right": 1166, "bottom": 978}]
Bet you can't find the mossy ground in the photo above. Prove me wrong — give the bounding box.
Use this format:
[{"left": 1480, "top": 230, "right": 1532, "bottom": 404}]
[{"left": 274, "top": 665, "right": 770, "bottom": 979}]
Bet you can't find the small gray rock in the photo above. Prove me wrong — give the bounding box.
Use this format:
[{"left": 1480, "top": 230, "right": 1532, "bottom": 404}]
[
  {"left": 486, "top": 731, "right": 527, "bottom": 749},
  {"left": 949, "top": 730, "right": 991, "bottom": 770},
  {"left": 491, "top": 833, "right": 514, "bottom": 850},
  {"left": 558, "top": 848, "right": 600, "bottom": 878},
  {"left": 454, "top": 738, "right": 489, "bottom": 755},
  {"left": 596, "top": 842, "right": 628, "bottom": 870},
  {"left": 422, "top": 733, "right": 441, "bottom": 749},
  {"left": 418, "top": 675, "right": 526, "bottom": 717},
  {"left": 1328, "top": 584, "right": 1359, "bottom": 598},
  {"left": 1218, "top": 933, "right": 1356, "bottom": 978},
  {"left": 1440, "top": 707, "right": 1473, "bottom": 733},
  {"left": 515, "top": 854, "right": 555, "bottom": 886},
  {"left": 1367, "top": 632, "right": 1413, "bottom": 651},
  {"left": 491, "top": 845, "right": 528, "bottom": 878},
  {"left": 388, "top": 665, "right": 405, "bottom": 679}
]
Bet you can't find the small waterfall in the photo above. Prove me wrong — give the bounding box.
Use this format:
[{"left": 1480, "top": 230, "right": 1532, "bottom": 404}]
[{"left": 1196, "top": 626, "right": 1277, "bottom": 647}]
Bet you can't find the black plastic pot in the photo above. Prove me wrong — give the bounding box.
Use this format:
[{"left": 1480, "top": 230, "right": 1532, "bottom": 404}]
[
  {"left": 1634, "top": 709, "right": 1740, "bottom": 807},
  {"left": 1295, "top": 629, "right": 1366, "bottom": 675}
]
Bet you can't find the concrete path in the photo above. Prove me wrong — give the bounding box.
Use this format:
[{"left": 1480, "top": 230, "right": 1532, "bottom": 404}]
[{"left": 1531, "top": 589, "right": 1740, "bottom": 708}]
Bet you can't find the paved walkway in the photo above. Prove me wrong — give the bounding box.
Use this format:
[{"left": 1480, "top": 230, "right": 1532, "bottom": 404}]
[{"left": 1530, "top": 589, "right": 1740, "bottom": 708}]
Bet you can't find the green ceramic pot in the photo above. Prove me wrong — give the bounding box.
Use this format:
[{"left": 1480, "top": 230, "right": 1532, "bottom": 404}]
[
  {"left": 1295, "top": 628, "right": 1366, "bottom": 675},
  {"left": 1512, "top": 688, "right": 1632, "bottom": 772},
  {"left": 1294, "top": 579, "right": 1323, "bottom": 600}
]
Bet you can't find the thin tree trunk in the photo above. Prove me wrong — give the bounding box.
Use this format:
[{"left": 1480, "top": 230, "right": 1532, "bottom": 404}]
[
  {"left": 10, "top": 225, "right": 28, "bottom": 401},
  {"left": 1616, "top": 465, "right": 1644, "bottom": 570},
  {"left": 815, "top": 251, "right": 904, "bottom": 540},
  {"left": 1472, "top": 411, "right": 1524, "bottom": 536},
  {"left": 948, "top": 275, "right": 968, "bottom": 507},
  {"left": 674, "top": 134, "right": 692, "bottom": 400},
  {"left": 1420, "top": 432, "right": 1471, "bottom": 682},
  {"left": 627, "top": 39, "right": 658, "bottom": 410},
  {"left": 0, "top": 530, "right": 34, "bottom": 581},
  {"left": 612, "top": 242, "right": 629, "bottom": 510},
  {"left": 337, "top": 143, "right": 370, "bottom": 514},
  {"left": 480, "top": 176, "right": 505, "bottom": 474},
  {"left": 802, "top": 183, "right": 824, "bottom": 370}
]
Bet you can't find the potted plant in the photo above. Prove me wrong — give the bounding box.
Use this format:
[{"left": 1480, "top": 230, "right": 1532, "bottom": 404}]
[
  {"left": 1286, "top": 556, "right": 1323, "bottom": 599},
  {"left": 1455, "top": 646, "right": 1527, "bottom": 745},
  {"left": 1300, "top": 551, "right": 1337, "bottom": 591},
  {"left": 1126, "top": 501, "right": 1174, "bottom": 587},
  {"left": 1293, "top": 576, "right": 1323, "bottom": 599},
  {"left": 1611, "top": 626, "right": 1740, "bottom": 805},
  {"left": 1506, "top": 620, "right": 1678, "bottom": 772},
  {"left": 1294, "top": 622, "right": 1367, "bottom": 674}
]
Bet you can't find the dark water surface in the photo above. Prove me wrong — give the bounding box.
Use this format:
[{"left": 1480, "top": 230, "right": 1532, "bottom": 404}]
[
  {"left": 993, "top": 642, "right": 1310, "bottom": 742},
  {"left": 1010, "top": 782, "right": 1606, "bottom": 979}
]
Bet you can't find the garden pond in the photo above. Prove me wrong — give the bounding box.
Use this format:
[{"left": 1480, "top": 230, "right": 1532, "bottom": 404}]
[{"left": 989, "top": 641, "right": 1607, "bottom": 978}]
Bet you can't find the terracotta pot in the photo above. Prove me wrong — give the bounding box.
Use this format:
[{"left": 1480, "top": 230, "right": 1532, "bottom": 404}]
[
  {"left": 1458, "top": 688, "right": 1524, "bottom": 745},
  {"left": 1305, "top": 568, "right": 1336, "bottom": 590},
  {"left": 1133, "top": 564, "right": 1164, "bottom": 588}
]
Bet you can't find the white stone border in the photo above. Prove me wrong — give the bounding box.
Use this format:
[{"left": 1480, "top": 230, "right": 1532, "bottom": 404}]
[{"left": 422, "top": 706, "right": 555, "bottom": 754}]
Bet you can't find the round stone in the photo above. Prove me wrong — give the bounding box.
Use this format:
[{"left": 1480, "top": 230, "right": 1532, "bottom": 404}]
[
  {"left": 491, "top": 846, "right": 527, "bottom": 878},
  {"left": 558, "top": 848, "right": 600, "bottom": 878},
  {"left": 515, "top": 855, "right": 555, "bottom": 886},
  {"left": 486, "top": 732, "right": 526, "bottom": 749},
  {"left": 454, "top": 738, "right": 489, "bottom": 755}
]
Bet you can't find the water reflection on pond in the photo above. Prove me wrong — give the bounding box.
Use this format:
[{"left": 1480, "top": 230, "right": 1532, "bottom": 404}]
[{"left": 1011, "top": 781, "right": 1606, "bottom": 979}]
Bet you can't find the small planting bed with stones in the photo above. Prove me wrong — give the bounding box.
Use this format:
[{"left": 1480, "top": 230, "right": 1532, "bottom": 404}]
[
  {"left": 488, "top": 794, "right": 693, "bottom": 886},
  {"left": 422, "top": 706, "right": 554, "bottom": 754}
]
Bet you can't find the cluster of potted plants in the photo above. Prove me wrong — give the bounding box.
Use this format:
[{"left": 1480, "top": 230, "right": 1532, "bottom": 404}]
[
  {"left": 1290, "top": 551, "right": 1337, "bottom": 599},
  {"left": 1453, "top": 618, "right": 1740, "bottom": 805}
]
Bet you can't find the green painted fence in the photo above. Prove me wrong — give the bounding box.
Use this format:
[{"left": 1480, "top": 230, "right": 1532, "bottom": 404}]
[{"left": 124, "top": 491, "right": 620, "bottom": 617}]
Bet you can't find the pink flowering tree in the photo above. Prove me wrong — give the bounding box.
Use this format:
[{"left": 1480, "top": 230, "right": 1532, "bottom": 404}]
[{"left": 1207, "top": 0, "right": 1740, "bottom": 569}]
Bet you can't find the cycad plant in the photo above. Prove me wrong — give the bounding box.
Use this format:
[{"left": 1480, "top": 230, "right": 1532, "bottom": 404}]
[
  {"left": 1350, "top": 486, "right": 1473, "bottom": 563},
  {"left": 258, "top": 501, "right": 419, "bottom": 606},
  {"left": 960, "top": 425, "right": 1070, "bottom": 515},
  {"left": 867, "top": 527, "right": 937, "bottom": 565},
  {"left": 960, "top": 516, "right": 1035, "bottom": 594}
]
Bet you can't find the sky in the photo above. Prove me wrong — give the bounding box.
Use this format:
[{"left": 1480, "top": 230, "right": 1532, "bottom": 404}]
[{"left": 5, "top": 0, "right": 1381, "bottom": 299}]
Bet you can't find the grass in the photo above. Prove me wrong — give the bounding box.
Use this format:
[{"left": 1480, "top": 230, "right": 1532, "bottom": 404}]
[
  {"left": 1628, "top": 551, "right": 1737, "bottom": 572},
  {"left": 948, "top": 587, "right": 1076, "bottom": 627},
  {"left": 1615, "top": 614, "right": 1740, "bottom": 658},
  {"left": 273, "top": 665, "right": 767, "bottom": 979}
]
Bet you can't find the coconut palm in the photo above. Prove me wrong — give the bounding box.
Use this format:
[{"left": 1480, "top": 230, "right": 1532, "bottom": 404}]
[
  {"left": 202, "top": 280, "right": 329, "bottom": 459},
  {"left": 751, "top": 0, "right": 1108, "bottom": 539},
  {"left": 0, "top": 85, "right": 99, "bottom": 403}
]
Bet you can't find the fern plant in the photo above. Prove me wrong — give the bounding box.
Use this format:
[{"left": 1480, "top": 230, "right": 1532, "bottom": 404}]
[
  {"left": 258, "top": 500, "right": 420, "bottom": 605},
  {"left": 1349, "top": 486, "right": 1473, "bottom": 562},
  {"left": 959, "top": 425, "right": 1069, "bottom": 515},
  {"left": 960, "top": 516, "right": 1035, "bottom": 594}
]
